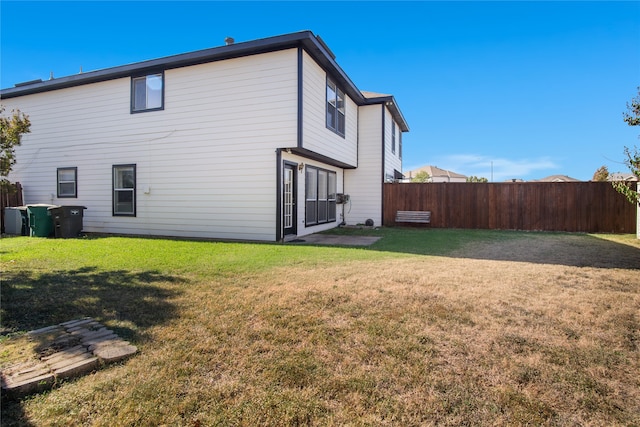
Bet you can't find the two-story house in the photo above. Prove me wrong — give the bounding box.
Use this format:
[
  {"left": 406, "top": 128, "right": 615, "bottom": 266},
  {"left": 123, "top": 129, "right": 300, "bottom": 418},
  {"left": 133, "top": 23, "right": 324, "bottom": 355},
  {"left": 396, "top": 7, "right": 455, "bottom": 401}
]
[{"left": 0, "top": 31, "right": 408, "bottom": 241}]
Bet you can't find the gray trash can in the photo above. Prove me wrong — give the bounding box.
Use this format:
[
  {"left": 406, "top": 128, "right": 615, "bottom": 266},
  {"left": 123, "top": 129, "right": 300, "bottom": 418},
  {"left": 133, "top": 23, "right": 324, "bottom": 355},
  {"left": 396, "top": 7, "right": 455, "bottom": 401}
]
[
  {"left": 48, "top": 206, "right": 87, "bottom": 238},
  {"left": 4, "top": 206, "right": 28, "bottom": 235}
]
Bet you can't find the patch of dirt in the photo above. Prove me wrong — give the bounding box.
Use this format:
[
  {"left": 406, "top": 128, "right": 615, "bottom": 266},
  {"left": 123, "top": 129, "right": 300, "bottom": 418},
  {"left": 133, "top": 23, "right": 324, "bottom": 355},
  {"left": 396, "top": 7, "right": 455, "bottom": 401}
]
[{"left": 450, "top": 234, "right": 640, "bottom": 269}]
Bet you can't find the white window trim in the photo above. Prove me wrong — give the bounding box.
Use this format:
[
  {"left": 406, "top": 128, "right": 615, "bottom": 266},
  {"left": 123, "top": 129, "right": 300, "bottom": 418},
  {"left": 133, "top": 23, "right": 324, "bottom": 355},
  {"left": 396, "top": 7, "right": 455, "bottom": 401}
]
[
  {"left": 113, "top": 164, "right": 136, "bottom": 216},
  {"left": 57, "top": 167, "right": 77, "bottom": 198}
]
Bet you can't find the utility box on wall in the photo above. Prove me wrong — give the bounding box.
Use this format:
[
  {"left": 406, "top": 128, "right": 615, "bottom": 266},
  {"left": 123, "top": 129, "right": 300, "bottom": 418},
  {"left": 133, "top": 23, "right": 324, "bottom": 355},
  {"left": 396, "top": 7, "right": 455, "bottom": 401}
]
[{"left": 336, "top": 193, "right": 350, "bottom": 204}]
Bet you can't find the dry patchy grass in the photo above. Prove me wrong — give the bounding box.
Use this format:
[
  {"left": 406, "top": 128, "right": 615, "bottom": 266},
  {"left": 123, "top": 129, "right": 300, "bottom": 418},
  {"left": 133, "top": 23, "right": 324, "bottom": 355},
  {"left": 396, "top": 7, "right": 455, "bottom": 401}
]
[{"left": 1, "top": 232, "right": 639, "bottom": 426}]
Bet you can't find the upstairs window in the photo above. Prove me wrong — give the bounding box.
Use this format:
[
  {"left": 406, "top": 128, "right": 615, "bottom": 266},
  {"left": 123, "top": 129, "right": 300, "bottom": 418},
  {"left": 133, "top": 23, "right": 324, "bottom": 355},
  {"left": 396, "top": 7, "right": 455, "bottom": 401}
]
[
  {"left": 326, "top": 78, "right": 345, "bottom": 137},
  {"left": 392, "top": 121, "right": 396, "bottom": 154},
  {"left": 131, "top": 73, "right": 164, "bottom": 113},
  {"left": 113, "top": 164, "right": 136, "bottom": 216},
  {"left": 57, "top": 167, "right": 77, "bottom": 198}
]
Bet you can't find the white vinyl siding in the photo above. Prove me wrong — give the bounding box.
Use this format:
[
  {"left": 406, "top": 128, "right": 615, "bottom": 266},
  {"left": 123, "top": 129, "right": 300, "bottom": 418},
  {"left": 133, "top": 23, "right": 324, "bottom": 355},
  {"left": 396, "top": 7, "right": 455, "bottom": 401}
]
[
  {"left": 344, "top": 105, "right": 383, "bottom": 226},
  {"left": 5, "top": 49, "right": 298, "bottom": 241},
  {"left": 301, "top": 51, "right": 357, "bottom": 167},
  {"left": 384, "top": 108, "right": 403, "bottom": 182}
]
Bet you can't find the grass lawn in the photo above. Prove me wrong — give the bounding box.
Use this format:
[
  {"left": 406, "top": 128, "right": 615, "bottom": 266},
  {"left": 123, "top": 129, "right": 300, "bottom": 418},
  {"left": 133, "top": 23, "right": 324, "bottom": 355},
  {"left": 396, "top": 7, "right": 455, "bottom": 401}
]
[{"left": 1, "top": 229, "right": 639, "bottom": 426}]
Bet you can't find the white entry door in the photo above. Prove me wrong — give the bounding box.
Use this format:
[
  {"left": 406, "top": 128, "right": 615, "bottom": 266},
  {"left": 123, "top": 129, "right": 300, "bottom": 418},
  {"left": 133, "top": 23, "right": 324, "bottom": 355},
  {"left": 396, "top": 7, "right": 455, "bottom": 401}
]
[{"left": 283, "top": 163, "right": 297, "bottom": 235}]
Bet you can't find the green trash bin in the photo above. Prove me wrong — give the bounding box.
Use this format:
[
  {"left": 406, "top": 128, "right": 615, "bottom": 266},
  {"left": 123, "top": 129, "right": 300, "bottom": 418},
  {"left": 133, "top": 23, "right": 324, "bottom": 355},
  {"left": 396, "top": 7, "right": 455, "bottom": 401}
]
[{"left": 27, "top": 204, "right": 58, "bottom": 237}]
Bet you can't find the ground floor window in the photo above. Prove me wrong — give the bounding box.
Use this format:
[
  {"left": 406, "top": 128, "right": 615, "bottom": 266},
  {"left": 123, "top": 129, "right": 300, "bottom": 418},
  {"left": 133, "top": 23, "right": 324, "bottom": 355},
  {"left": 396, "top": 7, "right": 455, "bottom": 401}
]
[
  {"left": 305, "top": 166, "right": 336, "bottom": 226},
  {"left": 113, "top": 164, "right": 136, "bottom": 216},
  {"left": 57, "top": 167, "right": 77, "bottom": 198}
]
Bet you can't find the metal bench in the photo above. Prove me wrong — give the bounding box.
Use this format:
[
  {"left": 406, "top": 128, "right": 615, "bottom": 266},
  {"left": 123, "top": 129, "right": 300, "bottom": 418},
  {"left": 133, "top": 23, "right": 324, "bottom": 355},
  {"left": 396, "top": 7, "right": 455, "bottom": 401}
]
[{"left": 395, "top": 210, "right": 431, "bottom": 224}]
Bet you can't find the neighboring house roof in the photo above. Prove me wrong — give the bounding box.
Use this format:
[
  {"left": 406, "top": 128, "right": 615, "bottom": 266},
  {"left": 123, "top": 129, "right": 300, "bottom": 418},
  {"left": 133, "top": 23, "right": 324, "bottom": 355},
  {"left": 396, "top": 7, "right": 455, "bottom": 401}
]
[
  {"left": 361, "top": 91, "right": 391, "bottom": 98},
  {"left": 404, "top": 165, "right": 467, "bottom": 181},
  {"left": 533, "top": 175, "right": 581, "bottom": 182},
  {"left": 0, "top": 31, "right": 409, "bottom": 133},
  {"left": 608, "top": 173, "right": 638, "bottom": 182}
]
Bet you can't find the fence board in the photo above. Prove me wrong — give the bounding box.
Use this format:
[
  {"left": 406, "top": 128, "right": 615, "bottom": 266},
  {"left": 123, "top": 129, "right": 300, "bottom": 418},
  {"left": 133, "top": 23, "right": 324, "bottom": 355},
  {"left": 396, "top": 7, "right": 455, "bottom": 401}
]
[
  {"left": 383, "top": 182, "right": 637, "bottom": 233},
  {"left": 1, "top": 182, "right": 24, "bottom": 234}
]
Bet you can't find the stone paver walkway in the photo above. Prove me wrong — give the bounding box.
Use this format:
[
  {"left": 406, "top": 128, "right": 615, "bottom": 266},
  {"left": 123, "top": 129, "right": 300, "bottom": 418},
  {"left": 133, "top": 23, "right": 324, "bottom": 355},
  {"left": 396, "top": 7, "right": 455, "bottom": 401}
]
[{"left": 1, "top": 318, "right": 137, "bottom": 396}]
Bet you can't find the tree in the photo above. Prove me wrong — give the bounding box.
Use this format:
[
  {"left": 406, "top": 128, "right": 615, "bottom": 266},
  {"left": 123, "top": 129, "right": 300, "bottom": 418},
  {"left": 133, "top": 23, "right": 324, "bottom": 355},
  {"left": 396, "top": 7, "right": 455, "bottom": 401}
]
[
  {"left": 592, "top": 165, "right": 609, "bottom": 182},
  {"left": 410, "top": 171, "right": 430, "bottom": 183},
  {"left": 1, "top": 106, "right": 31, "bottom": 182},
  {"left": 623, "top": 87, "right": 640, "bottom": 126},
  {"left": 612, "top": 88, "right": 640, "bottom": 206},
  {"left": 611, "top": 146, "right": 639, "bottom": 204},
  {"left": 466, "top": 176, "right": 488, "bottom": 183}
]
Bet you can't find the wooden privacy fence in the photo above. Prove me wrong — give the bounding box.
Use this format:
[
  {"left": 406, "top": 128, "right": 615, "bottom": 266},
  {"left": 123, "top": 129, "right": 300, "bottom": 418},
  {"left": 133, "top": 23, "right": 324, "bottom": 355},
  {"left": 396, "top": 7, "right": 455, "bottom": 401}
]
[
  {"left": 1, "top": 182, "right": 24, "bottom": 234},
  {"left": 383, "top": 182, "right": 637, "bottom": 233}
]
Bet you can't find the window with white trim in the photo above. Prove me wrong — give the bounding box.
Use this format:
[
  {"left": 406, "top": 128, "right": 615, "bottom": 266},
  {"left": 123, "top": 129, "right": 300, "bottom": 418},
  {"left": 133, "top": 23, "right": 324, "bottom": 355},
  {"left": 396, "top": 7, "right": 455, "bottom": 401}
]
[
  {"left": 326, "top": 78, "right": 345, "bottom": 136},
  {"left": 305, "top": 166, "right": 337, "bottom": 226},
  {"left": 131, "top": 73, "right": 164, "bottom": 113},
  {"left": 57, "top": 167, "right": 77, "bottom": 198},
  {"left": 113, "top": 164, "right": 136, "bottom": 216}
]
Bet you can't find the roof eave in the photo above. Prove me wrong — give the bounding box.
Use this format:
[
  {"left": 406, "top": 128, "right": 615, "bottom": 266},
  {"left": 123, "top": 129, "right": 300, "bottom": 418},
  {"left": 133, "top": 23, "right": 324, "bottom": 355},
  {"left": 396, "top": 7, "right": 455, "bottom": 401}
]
[
  {"left": 363, "top": 95, "right": 409, "bottom": 132},
  {"left": 1, "top": 30, "right": 409, "bottom": 132},
  {"left": 2, "top": 31, "right": 319, "bottom": 98}
]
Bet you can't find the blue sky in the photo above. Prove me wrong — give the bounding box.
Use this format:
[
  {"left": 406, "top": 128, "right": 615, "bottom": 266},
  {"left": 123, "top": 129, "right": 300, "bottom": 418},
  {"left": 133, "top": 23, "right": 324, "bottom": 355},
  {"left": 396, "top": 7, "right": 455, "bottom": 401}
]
[{"left": 2, "top": 1, "right": 639, "bottom": 181}]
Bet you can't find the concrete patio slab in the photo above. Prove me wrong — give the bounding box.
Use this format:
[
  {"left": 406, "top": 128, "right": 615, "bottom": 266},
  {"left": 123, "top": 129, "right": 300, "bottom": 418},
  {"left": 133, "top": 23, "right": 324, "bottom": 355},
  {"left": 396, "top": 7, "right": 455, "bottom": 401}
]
[{"left": 286, "top": 233, "right": 381, "bottom": 246}]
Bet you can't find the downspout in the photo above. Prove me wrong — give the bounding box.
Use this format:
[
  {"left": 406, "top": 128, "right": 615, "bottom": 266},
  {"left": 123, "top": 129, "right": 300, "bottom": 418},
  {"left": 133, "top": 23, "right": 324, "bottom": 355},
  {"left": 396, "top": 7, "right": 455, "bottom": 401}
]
[
  {"left": 297, "top": 47, "right": 304, "bottom": 149},
  {"left": 277, "top": 47, "right": 303, "bottom": 242},
  {"left": 295, "top": 46, "right": 303, "bottom": 237},
  {"left": 343, "top": 100, "right": 360, "bottom": 227},
  {"left": 380, "top": 103, "right": 386, "bottom": 227},
  {"left": 341, "top": 169, "right": 346, "bottom": 226},
  {"left": 275, "top": 148, "right": 282, "bottom": 242}
]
